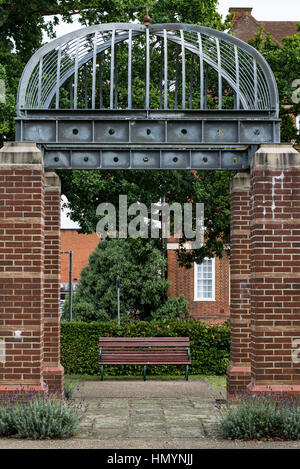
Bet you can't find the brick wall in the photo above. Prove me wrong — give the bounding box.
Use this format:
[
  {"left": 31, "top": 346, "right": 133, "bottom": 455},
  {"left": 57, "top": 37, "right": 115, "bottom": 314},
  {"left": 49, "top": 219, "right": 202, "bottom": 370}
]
[
  {"left": 60, "top": 230, "right": 99, "bottom": 283},
  {"left": 167, "top": 247, "right": 230, "bottom": 324},
  {"left": 226, "top": 172, "right": 251, "bottom": 399},
  {"left": 248, "top": 145, "right": 300, "bottom": 394},
  {"left": 0, "top": 143, "right": 64, "bottom": 395},
  {"left": 44, "top": 172, "right": 64, "bottom": 393},
  {"left": 0, "top": 143, "right": 46, "bottom": 393}
]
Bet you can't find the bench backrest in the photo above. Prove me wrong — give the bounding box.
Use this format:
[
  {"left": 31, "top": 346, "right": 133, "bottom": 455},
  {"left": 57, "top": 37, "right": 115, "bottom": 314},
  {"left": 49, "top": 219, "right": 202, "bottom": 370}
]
[{"left": 99, "top": 337, "right": 190, "bottom": 349}]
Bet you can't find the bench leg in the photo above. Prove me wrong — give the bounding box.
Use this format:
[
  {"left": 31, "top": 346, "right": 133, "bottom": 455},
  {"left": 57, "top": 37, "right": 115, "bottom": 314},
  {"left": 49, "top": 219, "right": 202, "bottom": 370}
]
[
  {"left": 101, "top": 365, "right": 104, "bottom": 381},
  {"left": 143, "top": 365, "right": 147, "bottom": 381},
  {"left": 185, "top": 365, "right": 189, "bottom": 381}
]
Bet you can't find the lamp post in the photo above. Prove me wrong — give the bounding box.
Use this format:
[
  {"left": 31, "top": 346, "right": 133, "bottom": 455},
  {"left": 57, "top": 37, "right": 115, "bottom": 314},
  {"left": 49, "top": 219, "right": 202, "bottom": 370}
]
[
  {"left": 116, "top": 275, "right": 120, "bottom": 325},
  {"left": 61, "top": 250, "right": 73, "bottom": 321}
]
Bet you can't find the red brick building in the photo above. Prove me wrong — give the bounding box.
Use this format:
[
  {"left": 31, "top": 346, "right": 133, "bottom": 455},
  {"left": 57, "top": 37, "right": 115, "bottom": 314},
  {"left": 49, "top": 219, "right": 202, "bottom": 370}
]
[
  {"left": 167, "top": 244, "right": 230, "bottom": 323},
  {"left": 229, "top": 7, "right": 299, "bottom": 44},
  {"left": 60, "top": 229, "right": 99, "bottom": 300}
]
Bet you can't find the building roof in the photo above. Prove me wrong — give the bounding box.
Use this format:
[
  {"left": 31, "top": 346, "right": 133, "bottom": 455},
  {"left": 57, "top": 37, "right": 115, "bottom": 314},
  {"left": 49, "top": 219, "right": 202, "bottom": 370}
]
[{"left": 229, "top": 7, "right": 299, "bottom": 43}]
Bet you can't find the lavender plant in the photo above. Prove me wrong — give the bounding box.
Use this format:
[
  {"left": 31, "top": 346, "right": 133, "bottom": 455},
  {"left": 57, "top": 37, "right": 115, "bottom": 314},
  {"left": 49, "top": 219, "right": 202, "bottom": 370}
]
[
  {"left": 219, "top": 391, "right": 300, "bottom": 440},
  {"left": 0, "top": 388, "right": 87, "bottom": 439}
]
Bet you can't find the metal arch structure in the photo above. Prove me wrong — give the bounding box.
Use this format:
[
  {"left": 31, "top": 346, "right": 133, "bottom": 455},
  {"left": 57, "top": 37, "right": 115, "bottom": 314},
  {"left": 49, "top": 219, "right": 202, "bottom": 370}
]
[{"left": 15, "top": 23, "right": 280, "bottom": 170}]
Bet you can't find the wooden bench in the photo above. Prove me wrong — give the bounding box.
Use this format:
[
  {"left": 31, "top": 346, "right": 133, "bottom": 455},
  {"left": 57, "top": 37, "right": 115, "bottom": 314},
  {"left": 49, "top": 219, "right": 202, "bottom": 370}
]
[{"left": 99, "top": 337, "right": 191, "bottom": 381}]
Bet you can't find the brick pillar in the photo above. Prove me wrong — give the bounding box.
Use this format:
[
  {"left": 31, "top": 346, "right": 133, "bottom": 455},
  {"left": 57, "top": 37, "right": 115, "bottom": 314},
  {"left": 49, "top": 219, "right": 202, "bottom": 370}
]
[
  {"left": 227, "top": 172, "right": 252, "bottom": 400},
  {"left": 43, "top": 172, "right": 64, "bottom": 394},
  {"left": 248, "top": 144, "right": 300, "bottom": 395},
  {"left": 0, "top": 142, "right": 46, "bottom": 393}
]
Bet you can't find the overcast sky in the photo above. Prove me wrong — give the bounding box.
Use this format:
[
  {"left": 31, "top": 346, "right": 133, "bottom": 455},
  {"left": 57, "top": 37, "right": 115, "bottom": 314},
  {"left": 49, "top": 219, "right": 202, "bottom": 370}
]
[
  {"left": 58, "top": 0, "right": 300, "bottom": 228},
  {"left": 218, "top": 0, "right": 300, "bottom": 21}
]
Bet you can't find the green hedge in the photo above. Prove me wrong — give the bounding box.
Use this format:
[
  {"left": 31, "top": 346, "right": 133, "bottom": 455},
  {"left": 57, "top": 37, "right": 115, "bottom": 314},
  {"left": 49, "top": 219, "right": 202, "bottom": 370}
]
[{"left": 61, "top": 320, "right": 230, "bottom": 376}]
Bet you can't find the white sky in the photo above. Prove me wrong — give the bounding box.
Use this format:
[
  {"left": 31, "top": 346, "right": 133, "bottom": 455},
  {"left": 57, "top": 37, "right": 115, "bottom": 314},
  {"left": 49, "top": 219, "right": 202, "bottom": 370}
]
[
  {"left": 218, "top": 0, "right": 300, "bottom": 21},
  {"left": 58, "top": 0, "right": 300, "bottom": 228}
]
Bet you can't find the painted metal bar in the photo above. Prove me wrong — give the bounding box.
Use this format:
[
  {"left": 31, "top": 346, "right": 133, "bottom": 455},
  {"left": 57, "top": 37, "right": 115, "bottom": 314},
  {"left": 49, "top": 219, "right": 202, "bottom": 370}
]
[
  {"left": 55, "top": 47, "right": 61, "bottom": 109},
  {"left": 189, "top": 53, "right": 194, "bottom": 109},
  {"left": 234, "top": 45, "right": 240, "bottom": 110},
  {"left": 216, "top": 38, "right": 222, "bottom": 110},
  {"left": 159, "top": 39, "right": 163, "bottom": 108},
  {"left": 38, "top": 57, "right": 43, "bottom": 108},
  {"left": 175, "top": 47, "right": 179, "bottom": 109},
  {"left": 110, "top": 28, "right": 115, "bottom": 109},
  {"left": 253, "top": 58, "right": 258, "bottom": 108},
  {"left": 128, "top": 28, "right": 132, "bottom": 109},
  {"left": 69, "top": 77, "right": 73, "bottom": 108},
  {"left": 114, "top": 45, "right": 118, "bottom": 108},
  {"left": 197, "top": 32, "right": 204, "bottom": 110},
  {"left": 164, "top": 29, "right": 168, "bottom": 109},
  {"left": 180, "top": 29, "right": 186, "bottom": 109},
  {"left": 74, "top": 37, "right": 80, "bottom": 109},
  {"left": 99, "top": 53, "right": 103, "bottom": 109},
  {"left": 84, "top": 64, "right": 88, "bottom": 108},
  {"left": 92, "top": 31, "right": 97, "bottom": 109},
  {"left": 204, "top": 63, "right": 208, "bottom": 109},
  {"left": 145, "top": 27, "right": 150, "bottom": 109}
]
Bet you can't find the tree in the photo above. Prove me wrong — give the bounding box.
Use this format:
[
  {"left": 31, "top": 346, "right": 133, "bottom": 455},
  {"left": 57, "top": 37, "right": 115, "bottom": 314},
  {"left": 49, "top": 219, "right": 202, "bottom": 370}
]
[
  {"left": 62, "top": 238, "right": 171, "bottom": 322},
  {"left": 248, "top": 27, "right": 300, "bottom": 145}
]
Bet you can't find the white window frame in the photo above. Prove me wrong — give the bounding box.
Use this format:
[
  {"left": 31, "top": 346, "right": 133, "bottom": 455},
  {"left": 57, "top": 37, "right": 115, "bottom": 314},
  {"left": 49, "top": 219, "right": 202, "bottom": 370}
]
[
  {"left": 194, "top": 258, "right": 215, "bottom": 301},
  {"left": 296, "top": 116, "right": 300, "bottom": 134}
]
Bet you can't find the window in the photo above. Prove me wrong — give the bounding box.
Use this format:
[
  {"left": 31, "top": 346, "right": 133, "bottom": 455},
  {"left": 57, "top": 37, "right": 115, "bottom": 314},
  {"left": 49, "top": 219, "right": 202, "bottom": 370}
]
[
  {"left": 194, "top": 258, "right": 215, "bottom": 301},
  {"left": 296, "top": 116, "right": 300, "bottom": 134}
]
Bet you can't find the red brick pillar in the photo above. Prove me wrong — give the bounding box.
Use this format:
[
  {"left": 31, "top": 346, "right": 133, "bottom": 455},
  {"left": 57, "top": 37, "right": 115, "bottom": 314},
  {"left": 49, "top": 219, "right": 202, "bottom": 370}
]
[
  {"left": 227, "top": 172, "right": 251, "bottom": 400},
  {"left": 0, "top": 142, "right": 46, "bottom": 393},
  {"left": 248, "top": 144, "right": 300, "bottom": 395},
  {"left": 43, "top": 172, "right": 64, "bottom": 394}
]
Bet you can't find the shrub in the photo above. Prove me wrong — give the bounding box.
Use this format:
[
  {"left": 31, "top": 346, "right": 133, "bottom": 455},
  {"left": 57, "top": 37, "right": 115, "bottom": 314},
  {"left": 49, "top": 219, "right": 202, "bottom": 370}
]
[
  {"left": 0, "top": 405, "right": 15, "bottom": 436},
  {"left": 151, "top": 295, "right": 189, "bottom": 321},
  {"left": 61, "top": 319, "right": 230, "bottom": 376},
  {"left": 220, "top": 393, "right": 300, "bottom": 440},
  {"left": 0, "top": 390, "right": 85, "bottom": 439}
]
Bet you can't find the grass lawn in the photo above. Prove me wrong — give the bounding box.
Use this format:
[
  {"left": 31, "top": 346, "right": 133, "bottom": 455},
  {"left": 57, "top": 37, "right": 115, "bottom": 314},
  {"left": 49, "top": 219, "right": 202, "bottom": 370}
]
[{"left": 65, "top": 373, "right": 226, "bottom": 391}]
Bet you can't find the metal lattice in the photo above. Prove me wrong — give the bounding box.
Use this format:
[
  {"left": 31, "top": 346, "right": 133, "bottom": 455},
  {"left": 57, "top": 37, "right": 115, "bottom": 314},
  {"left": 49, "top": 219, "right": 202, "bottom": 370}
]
[{"left": 16, "top": 23, "right": 280, "bottom": 170}]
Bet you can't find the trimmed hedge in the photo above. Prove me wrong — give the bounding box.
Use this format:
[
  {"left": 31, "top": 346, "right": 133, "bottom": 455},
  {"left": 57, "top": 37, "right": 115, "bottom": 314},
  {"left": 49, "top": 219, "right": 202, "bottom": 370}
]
[{"left": 61, "top": 320, "right": 230, "bottom": 376}]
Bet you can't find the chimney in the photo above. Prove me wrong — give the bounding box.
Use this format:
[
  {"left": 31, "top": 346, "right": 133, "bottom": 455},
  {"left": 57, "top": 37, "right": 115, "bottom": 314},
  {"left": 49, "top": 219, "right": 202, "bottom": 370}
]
[{"left": 229, "top": 7, "right": 253, "bottom": 25}]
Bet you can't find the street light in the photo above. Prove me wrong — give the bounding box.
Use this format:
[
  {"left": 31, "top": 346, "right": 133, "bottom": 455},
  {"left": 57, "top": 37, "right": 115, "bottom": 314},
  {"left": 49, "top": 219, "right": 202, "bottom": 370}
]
[
  {"left": 61, "top": 250, "right": 73, "bottom": 321},
  {"left": 116, "top": 275, "right": 120, "bottom": 325}
]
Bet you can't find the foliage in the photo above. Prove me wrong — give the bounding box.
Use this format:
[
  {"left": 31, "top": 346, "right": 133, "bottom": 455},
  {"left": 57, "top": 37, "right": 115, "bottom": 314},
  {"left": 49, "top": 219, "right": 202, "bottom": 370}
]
[
  {"left": 0, "top": 389, "right": 85, "bottom": 439},
  {"left": 62, "top": 238, "right": 171, "bottom": 321},
  {"left": 0, "top": 404, "right": 15, "bottom": 436},
  {"left": 219, "top": 393, "right": 300, "bottom": 440},
  {"left": 151, "top": 295, "right": 189, "bottom": 321},
  {"left": 248, "top": 27, "right": 300, "bottom": 145},
  {"left": 60, "top": 319, "right": 230, "bottom": 376}
]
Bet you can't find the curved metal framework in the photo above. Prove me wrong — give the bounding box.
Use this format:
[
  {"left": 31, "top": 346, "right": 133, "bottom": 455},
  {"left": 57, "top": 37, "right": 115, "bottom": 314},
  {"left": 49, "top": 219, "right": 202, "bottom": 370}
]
[{"left": 16, "top": 23, "right": 280, "bottom": 170}]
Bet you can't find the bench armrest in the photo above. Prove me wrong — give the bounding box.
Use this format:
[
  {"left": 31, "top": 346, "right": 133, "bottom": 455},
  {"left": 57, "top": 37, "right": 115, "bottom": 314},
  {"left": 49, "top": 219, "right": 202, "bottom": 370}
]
[
  {"left": 99, "top": 346, "right": 102, "bottom": 360},
  {"left": 187, "top": 346, "right": 190, "bottom": 360}
]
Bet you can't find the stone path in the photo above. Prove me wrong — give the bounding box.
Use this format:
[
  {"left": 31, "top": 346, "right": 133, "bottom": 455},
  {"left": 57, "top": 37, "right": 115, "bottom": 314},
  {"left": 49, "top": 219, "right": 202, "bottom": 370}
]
[
  {"left": 71, "top": 379, "right": 225, "bottom": 441},
  {"left": 74, "top": 397, "right": 221, "bottom": 440}
]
